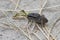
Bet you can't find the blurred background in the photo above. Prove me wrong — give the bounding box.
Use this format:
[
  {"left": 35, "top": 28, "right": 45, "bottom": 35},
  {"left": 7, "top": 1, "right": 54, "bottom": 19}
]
[{"left": 0, "top": 0, "right": 60, "bottom": 40}]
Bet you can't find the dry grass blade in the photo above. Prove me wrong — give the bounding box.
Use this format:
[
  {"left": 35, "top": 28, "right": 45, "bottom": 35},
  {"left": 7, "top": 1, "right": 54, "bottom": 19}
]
[
  {"left": 43, "top": 5, "right": 60, "bottom": 9},
  {"left": 50, "top": 17, "right": 60, "bottom": 33},
  {"left": 40, "top": 18, "right": 56, "bottom": 40},
  {"left": 36, "top": 24, "right": 49, "bottom": 40},
  {"left": 0, "top": 0, "right": 60, "bottom": 40},
  {"left": 49, "top": 17, "right": 60, "bottom": 34},
  {"left": 27, "top": 22, "right": 42, "bottom": 40},
  {"left": 17, "top": 26, "right": 33, "bottom": 40},
  {"left": 0, "top": 4, "right": 60, "bottom": 12},
  {"left": 21, "top": 0, "right": 34, "bottom": 7},
  {"left": 10, "top": 0, "right": 34, "bottom": 10},
  {"left": 39, "top": 0, "right": 47, "bottom": 15},
  {"left": 44, "top": 26, "right": 57, "bottom": 40},
  {"left": 0, "top": 9, "right": 19, "bottom": 11},
  {"left": 10, "top": 0, "right": 21, "bottom": 10},
  {"left": 0, "top": 22, "right": 32, "bottom": 40},
  {"left": 15, "top": 0, "right": 20, "bottom": 10},
  {"left": 47, "top": 17, "right": 60, "bottom": 40},
  {"left": 0, "top": 9, "right": 39, "bottom": 12},
  {"left": 1, "top": 11, "right": 33, "bottom": 40},
  {"left": 33, "top": 32, "right": 42, "bottom": 40}
]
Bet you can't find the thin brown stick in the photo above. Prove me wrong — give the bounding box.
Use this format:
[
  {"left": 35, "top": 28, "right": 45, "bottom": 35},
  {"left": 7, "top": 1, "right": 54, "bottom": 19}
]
[
  {"left": 14, "top": 0, "right": 20, "bottom": 10},
  {"left": 36, "top": 24, "right": 49, "bottom": 40},
  {"left": 33, "top": 32, "right": 42, "bottom": 40},
  {"left": 44, "top": 26, "right": 57, "bottom": 40},
  {"left": 43, "top": 5, "right": 60, "bottom": 9},
  {"left": 39, "top": 0, "right": 47, "bottom": 15},
  {"left": 10, "top": 0, "right": 34, "bottom": 10},
  {"left": 50, "top": 18, "right": 60, "bottom": 32},
  {"left": 48, "top": 17, "right": 60, "bottom": 40},
  {"left": 0, "top": 5, "right": 60, "bottom": 12},
  {"left": 40, "top": 20, "right": 56, "bottom": 40},
  {"left": 10, "top": 0, "right": 21, "bottom": 10},
  {"left": 27, "top": 22, "right": 42, "bottom": 40},
  {"left": 1, "top": 10, "right": 32, "bottom": 40}
]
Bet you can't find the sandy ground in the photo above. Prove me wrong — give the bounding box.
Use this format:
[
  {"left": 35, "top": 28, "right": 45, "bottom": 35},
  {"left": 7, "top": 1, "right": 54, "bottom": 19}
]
[{"left": 0, "top": 0, "right": 60, "bottom": 40}]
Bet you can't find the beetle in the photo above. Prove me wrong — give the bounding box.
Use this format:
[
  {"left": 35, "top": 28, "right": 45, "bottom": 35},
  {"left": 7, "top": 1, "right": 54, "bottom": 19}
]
[
  {"left": 12, "top": 10, "right": 58, "bottom": 40},
  {"left": 13, "top": 10, "right": 48, "bottom": 26},
  {"left": 27, "top": 13, "right": 48, "bottom": 26}
]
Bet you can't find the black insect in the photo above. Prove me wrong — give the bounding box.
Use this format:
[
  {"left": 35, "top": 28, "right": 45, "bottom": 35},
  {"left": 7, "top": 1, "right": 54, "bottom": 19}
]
[
  {"left": 27, "top": 13, "right": 48, "bottom": 25},
  {"left": 13, "top": 10, "right": 48, "bottom": 26}
]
